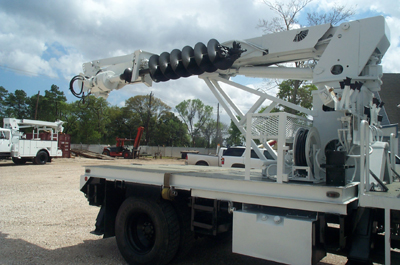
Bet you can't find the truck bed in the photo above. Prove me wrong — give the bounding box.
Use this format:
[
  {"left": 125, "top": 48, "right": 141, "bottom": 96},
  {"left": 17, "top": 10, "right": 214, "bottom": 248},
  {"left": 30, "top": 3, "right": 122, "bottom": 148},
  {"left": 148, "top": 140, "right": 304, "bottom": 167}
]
[{"left": 82, "top": 164, "right": 358, "bottom": 215}]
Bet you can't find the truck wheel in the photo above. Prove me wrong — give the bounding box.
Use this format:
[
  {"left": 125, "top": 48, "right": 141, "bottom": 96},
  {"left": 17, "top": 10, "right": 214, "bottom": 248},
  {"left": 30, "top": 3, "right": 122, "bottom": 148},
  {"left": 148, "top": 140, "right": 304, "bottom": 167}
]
[
  {"left": 123, "top": 151, "right": 131, "bottom": 159},
  {"left": 102, "top": 150, "right": 110, "bottom": 156},
  {"left": 232, "top": 164, "right": 245, "bottom": 168},
  {"left": 171, "top": 201, "right": 194, "bottom": 262},
  {"left": 12, "top": 157, "right": 26, "bottom": 165},
  {"left": 34, "top": 151, "right": 48, "bottom": 165},
  {"left": 115, "top": 197, "right": 180, "bottom": 265},
  {"left": 195, "top": 161, "right": 209, "bottom": 166}
]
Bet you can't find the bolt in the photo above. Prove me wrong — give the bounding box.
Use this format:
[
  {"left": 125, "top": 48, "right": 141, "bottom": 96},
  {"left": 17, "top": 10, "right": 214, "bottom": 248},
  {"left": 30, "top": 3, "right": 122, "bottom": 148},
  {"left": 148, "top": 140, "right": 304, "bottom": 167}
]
[
  {"left": 274, "top": 216, "right": 282, "bottom": 224},
  {"left": 261, "top": 215, "right": 268, "bottom": 221}
]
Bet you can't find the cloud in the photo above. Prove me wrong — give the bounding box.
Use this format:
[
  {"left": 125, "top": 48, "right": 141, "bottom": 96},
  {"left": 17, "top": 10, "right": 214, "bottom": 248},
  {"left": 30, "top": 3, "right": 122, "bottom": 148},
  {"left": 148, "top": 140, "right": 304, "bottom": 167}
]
[
  {"left": 0, "top": 0, "right": 399, "bottom": 125},
  {"left": 381, "top": 16, "right": 400, "bottom": 73},
  {"left": 0, "top": 0, "right": 274, "bottom": 80}
]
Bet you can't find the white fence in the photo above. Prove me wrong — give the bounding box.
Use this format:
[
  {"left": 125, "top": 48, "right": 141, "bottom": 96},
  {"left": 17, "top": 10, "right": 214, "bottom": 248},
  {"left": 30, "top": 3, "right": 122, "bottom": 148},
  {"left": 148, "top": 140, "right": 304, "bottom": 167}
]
[{"left": 70, "top": 144, "right": 217, "bottom": 158}]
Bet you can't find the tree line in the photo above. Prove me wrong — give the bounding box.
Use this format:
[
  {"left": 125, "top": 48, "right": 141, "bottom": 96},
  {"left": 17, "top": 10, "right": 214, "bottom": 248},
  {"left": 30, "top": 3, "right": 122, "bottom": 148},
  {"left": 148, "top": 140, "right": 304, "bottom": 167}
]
[
  {"left": 0, "top": 79, "right": 318, "bottom": 148},
  {"left": 0, "top": 85, "right": 230, "bottom": 148}
]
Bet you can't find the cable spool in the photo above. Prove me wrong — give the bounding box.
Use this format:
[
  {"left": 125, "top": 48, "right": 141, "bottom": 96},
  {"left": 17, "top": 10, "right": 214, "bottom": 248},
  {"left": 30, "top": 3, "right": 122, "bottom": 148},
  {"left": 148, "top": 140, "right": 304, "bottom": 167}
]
[
  {"left": 293, "top": 127, "right": 322, "bottom": 179},
  {"left": 305, "top": 127, "right": 321, "bottom": 172},
  {"left": 148, "top": 39, "right": 246, "bottom": 82},
  {"left": 294, "top": 128, "right": 308, "bottom": 167}
]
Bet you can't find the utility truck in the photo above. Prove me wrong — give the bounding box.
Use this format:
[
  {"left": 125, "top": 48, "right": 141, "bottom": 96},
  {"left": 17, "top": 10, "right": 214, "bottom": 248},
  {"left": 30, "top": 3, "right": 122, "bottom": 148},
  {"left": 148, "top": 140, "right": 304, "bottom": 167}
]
[
  {"left": 72, "top": 16, "right": 400, "bottom": 265},
  {"left": 0, "top": 118, "right": 64, "bottom": 165}
]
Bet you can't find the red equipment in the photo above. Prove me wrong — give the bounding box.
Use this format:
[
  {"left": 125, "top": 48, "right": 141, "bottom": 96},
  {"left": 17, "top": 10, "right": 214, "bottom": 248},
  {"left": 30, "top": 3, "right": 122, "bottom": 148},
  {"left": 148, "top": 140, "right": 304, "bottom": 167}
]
[{"left": 102, "top": 127, "right": 144, "bottom": 159}]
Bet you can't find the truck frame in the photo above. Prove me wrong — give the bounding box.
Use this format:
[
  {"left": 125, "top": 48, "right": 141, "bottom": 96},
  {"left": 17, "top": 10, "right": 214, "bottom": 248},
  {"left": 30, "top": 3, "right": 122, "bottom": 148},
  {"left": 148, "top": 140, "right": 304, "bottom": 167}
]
[
  {"left": 0, "top": 118, "right": 64, "bottom": 165},
  {"left": 74, "top": 16, "right": 400, "bottom": 264}
]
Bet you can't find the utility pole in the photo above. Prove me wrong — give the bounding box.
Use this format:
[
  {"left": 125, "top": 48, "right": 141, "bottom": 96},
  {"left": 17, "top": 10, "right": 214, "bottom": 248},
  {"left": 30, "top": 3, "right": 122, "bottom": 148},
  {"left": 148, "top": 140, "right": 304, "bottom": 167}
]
[
  {"left": 145, "top": 92, "right": 152, "bottom": 144},
  {"left": 216, "top": 103, "right": 220, "bottom": 145},
  {"left": 34, "top": 91, "right": 40, "bottom": 120}
]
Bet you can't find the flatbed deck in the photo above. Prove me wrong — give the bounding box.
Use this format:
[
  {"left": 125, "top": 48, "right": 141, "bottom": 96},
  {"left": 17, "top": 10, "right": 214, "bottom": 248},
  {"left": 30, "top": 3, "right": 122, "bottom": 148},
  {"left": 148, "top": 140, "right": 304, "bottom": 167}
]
[
  {"left": 83, "top": 164, "right": 359, "bottom": 215},
  {"left": 360, "top": 181, "right": 400, "bottom": 210}
]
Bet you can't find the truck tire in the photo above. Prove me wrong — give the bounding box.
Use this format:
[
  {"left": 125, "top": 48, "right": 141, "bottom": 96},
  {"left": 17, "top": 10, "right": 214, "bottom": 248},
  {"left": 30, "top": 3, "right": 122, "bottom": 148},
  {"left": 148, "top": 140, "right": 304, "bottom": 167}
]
[
  {"left": 171, "top": 201, "right": 194, "bottom": 262},
  {"left": 115, "top": 197, "right": 180, "bottom": 265},
  {"left": 12, "top": 157, "right": 26, "bottom": 165},
  {"left": 34, "top": 150, "right": 48, "bottom": 165},
  {"left": 195, "top": 161, "right": 209, "bottom": 166},
  {"left": 123, "top": 151, "right": 131, "bottom": 159}
]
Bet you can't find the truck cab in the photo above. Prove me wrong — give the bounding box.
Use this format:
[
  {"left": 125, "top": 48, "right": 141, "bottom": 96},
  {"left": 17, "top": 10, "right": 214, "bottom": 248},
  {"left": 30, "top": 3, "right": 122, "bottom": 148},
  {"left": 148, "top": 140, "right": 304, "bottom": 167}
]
[{"left": 0, "top": 128, "right": 11, "bottom": 158}]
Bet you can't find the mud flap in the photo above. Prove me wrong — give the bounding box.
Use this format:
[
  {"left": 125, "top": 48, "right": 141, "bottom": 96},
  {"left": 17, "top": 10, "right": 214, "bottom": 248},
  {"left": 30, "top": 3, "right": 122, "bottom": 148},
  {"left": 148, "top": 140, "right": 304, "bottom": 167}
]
[{"left": 346, "top": 208, "right": 374, "bottom": 265}]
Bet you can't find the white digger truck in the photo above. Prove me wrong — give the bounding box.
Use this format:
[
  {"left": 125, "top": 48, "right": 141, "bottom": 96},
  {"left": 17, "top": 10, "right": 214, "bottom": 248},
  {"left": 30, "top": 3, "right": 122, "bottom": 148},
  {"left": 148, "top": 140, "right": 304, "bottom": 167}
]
[
  {"left": 72, "top": 16, "right": 400, "bottom": 265},
  {"left": 0, "top": 118, "right": 64, "bottom": 164}
]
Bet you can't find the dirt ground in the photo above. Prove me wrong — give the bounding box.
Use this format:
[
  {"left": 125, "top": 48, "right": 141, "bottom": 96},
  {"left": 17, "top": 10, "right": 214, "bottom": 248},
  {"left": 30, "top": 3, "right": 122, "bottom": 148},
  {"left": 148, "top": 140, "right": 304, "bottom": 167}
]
[{"left": 0, "top": 156, "right": 347, "bottom": 265}]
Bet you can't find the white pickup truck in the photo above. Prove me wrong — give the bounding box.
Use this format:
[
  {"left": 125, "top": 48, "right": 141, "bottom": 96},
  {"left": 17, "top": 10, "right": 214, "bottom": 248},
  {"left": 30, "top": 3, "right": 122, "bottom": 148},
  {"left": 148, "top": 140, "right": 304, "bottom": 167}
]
[
  {"left": 186, "top": 145, "right": 276, "bottom": 169},
  {"left": 221, "top": 146, "right": 276, "bottom": 169},
  {"left": 185, "top": 147, "right": 226, "bottom": 166}
]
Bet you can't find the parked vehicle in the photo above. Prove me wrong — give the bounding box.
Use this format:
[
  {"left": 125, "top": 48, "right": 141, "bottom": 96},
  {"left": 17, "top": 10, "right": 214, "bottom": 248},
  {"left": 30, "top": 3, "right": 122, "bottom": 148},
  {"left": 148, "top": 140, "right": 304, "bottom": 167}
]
[
  {"left": 73, "top": 17, "right": 399, "bottom": 265},
  {"left": 102, "top": 127, "right": 144, "bottom": 159},
  {"left": 186, "top": 145, "right": 276, "bottom": 169},
  {"left": 185, "top": 146, "right": 226, "bottom": 166},
  {"left": 0, "top": 118, "right": 64, "bottom": 165},
  {"left": 221, "top": 146, "right": 276, "bottom": 169}
]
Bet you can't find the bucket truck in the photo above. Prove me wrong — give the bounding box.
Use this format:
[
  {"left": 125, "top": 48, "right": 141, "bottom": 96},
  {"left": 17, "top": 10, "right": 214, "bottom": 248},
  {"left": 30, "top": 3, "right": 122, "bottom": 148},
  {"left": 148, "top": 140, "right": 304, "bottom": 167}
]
[
  {"left": 0, "top": 118, "right": 64, "bottom": 164},
  {"left": 72, "top": 16, "right": 400, "bottom": 264}
]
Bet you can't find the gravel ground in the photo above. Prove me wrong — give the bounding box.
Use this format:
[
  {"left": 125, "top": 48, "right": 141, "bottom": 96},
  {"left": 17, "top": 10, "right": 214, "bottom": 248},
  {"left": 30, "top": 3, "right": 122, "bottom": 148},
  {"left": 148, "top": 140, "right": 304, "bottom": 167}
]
[{"left": 0, "top": 156, "right": 347, "bottom": 265}]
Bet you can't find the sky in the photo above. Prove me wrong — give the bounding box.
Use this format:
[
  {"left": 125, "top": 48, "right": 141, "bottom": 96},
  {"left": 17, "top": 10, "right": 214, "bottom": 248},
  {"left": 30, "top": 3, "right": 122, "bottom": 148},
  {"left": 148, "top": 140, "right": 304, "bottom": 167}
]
[{"left": 0, "top": 0, "right": 399, "bottom": 124}]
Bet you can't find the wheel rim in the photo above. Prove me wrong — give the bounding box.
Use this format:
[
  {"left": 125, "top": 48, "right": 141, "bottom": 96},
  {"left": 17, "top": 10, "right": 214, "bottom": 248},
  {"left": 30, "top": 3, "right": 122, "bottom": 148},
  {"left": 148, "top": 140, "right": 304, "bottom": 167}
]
[{"left": 127, "top": 213, "right": 155, "bottom": 253}]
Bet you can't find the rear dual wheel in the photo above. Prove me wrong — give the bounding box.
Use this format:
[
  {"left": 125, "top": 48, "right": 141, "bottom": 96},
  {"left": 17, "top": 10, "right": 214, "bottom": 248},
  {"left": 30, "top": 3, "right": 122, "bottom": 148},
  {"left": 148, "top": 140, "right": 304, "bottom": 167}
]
[{"left": 115, "top": 198, "right": 180, "bottom": 265}]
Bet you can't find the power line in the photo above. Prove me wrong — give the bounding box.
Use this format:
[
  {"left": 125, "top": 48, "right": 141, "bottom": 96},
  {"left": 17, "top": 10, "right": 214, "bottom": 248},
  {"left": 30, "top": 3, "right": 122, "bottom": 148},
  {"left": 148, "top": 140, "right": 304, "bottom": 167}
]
[{"left": 0, "top": 64, "right": 59, "bottom": 80}]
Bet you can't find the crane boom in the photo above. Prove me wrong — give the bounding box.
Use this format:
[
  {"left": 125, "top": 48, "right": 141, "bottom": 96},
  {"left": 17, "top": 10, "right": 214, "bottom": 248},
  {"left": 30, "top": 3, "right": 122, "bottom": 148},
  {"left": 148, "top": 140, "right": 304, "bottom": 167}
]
[{"left": 71, "top": 16, "right": 389, "bottom": 100}]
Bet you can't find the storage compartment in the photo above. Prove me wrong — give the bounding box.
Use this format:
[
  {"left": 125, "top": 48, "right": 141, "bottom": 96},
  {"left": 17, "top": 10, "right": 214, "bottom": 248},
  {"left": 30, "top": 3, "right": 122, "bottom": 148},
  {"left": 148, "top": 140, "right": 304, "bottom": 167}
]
[{"left": 233, "top": 210, "right": 317, "bottom": 265}]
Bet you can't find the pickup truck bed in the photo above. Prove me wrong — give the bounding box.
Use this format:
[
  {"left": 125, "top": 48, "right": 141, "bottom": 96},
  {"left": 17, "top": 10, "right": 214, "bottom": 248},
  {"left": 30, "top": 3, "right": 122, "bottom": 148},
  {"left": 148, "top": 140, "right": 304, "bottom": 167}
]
[{"left": 185, "top": 153, "right": 220, "bottom": 166}]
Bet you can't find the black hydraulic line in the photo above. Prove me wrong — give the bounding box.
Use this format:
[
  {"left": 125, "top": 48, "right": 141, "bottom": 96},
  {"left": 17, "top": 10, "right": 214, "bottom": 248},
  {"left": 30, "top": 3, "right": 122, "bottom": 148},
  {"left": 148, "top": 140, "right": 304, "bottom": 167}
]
[{"left": 69, "top": 75, "right": 87, "bottom": 99}]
